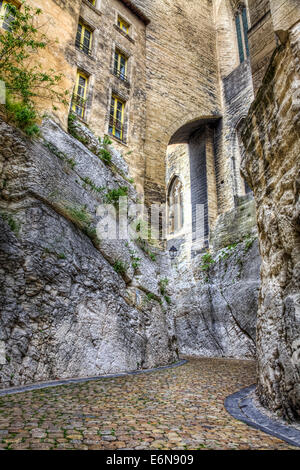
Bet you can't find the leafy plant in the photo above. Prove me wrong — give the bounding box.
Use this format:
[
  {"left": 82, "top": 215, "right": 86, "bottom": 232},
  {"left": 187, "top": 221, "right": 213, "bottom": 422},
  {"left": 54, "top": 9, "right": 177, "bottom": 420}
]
[
  {"left": 164, "top": 295, "right": 171, "bottom": 305},
  {"left": 65, "top": 205, "right": 91, "bottom": 227},
  {"left": 98, "top": 148, "right": 111, "bottom": 165},
  {"left": 146, "top": 293, "right": 155, "bottom": 301},
  {"left": 219, "top": 243, "right": 237, "bottom": 260},
  {"left": 5, "top": 93, "right": 40, "bottom": 136},
  {"left": 82, "top": 176, "right": 104, "bottom": 193},
  {"left": 244, "top": 236, "right": 255, "bottom": 253},
  {"left": 129, "top": 248, "right": 141, "bottom": 273},
  {"left": 101, "top": 135, "right": 112, "bottom": 147},
  {"left": 159, "top": 278, "right": 169, "bottom": 295},
  {"left": 0, "top": 2, "right": 69, "bottom": 134},
  {"left": 136, "top": 236, "right": 157, "bottom": 262},
  {"left": 67, "top": 158, "right": 76, "bottom": 170},
  {"left": 200, "top": 252, "right": 214, "bottom": 271},
  {"left": 113, "top": 260, "right": 127, "bottom": 275},
  {"left": 104, "top": 187, "right": 128, "bottom": 207}
]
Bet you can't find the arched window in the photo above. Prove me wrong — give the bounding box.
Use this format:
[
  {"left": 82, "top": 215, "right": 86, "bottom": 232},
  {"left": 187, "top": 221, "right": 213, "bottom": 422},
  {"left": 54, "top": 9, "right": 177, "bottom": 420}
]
[
  {"left": 235, "top": 4, "right": 250, "bottom": 63},
  {"left": 168, "top": 177, "right": 184, "bottom": 234}
]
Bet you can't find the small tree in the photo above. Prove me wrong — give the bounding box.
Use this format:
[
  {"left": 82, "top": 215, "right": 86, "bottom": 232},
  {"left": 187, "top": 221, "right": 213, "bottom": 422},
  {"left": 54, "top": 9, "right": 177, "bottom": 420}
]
[{"left": 0, "top": 1, "right": 69, "bottom": 135}]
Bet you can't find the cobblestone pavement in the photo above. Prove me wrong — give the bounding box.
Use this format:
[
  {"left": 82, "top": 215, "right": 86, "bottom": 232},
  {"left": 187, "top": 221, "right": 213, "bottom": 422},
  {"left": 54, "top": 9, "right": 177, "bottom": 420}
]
[{"left": 0, "top": 358, "right": 297, "bottom": 450}]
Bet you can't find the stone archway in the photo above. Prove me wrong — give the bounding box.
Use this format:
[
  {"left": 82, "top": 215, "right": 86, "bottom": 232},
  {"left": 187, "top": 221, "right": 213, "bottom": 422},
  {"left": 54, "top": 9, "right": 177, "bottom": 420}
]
[{"left": 165, "top": 116, "right": 220, "bottom": 255}]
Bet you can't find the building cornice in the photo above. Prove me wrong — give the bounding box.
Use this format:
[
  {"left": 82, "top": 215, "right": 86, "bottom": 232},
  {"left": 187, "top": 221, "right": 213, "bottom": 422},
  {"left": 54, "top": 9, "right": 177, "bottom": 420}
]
[{"left": 119, "top": 0, "right": 150, "bottom": 25}]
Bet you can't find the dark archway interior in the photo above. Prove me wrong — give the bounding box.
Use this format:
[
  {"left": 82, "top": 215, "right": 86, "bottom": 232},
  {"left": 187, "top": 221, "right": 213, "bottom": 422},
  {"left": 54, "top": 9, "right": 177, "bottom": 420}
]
[{"left": 169, "top": 116, "right": 221, "bottom": 145}]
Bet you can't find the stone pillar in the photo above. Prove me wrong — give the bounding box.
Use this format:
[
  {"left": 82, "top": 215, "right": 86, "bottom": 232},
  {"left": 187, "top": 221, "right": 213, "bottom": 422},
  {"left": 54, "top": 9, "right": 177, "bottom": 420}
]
[
  {"left": 241, "top": 22, "right": 300, "bottom": 420},
  {"left": 205, "top": 125, "right": 218, "bottom": 230}
]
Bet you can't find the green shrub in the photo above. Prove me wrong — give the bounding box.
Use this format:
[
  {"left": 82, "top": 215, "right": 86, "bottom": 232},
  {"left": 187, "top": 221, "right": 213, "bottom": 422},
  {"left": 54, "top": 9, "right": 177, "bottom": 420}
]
[
  {"left": 5, "top": 96, "right": 40, "bottom": 136},
  {"left": 65, "top": 205, "right": 91, "bottom": 227},
  {"left": 200, "top": 252, "right": 214, "bottom": 271},
  {"left": 82, "top": 176, "right": 104, "bottom": 193},
  {"left": 104, "top": 187, "right": 128, "bottom": 206},
  {"left": 136, "top": 236, "right": 157, "bottom": 262},
  {"left": 220, "top": 243, "right": 237, "bottom": 260},
  {"left": 98, "top": 148, "right": 112, "bottom": 165},
  {"left": 113, "top": 260, "right": 127, "bottom": 275},
  {"left": 146, "top": 293, "right": 155, "bottom": 301},
  {"left": 67, "top": 158, "right": 76, "bottom": 170},
  {"left": 244, "top": 236, "right": 255, "bottom": 253},
  {"left": 164, "top": 295, "right": 171, "bottom": 305},
  {"left": 102, "top": 135, "right": 112, "bottom": 146},
  {"left": 129, "top": 248, "right": 141, "bottom": 272}
]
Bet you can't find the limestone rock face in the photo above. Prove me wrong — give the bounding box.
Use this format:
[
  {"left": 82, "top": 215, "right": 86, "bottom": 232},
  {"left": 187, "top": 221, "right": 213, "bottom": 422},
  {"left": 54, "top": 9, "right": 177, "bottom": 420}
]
[
  {"left": 173, "top": 240, "right": 259, "bottom": 359},
  {"left": 0, "top": 118, "right": 178, "bottom": 388},
  {"left": 241, "top": 23, "right": 300, "bottom": 420}
]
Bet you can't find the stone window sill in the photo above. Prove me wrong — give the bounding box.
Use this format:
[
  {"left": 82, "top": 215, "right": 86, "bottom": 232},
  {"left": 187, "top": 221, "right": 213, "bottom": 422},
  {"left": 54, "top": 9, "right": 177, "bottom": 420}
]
[
  {"left": 82, "top": 0, "right": 102, "bottom": 17},
  {"left": 113, "top": 24, "right": 135, "bottom": 44}
]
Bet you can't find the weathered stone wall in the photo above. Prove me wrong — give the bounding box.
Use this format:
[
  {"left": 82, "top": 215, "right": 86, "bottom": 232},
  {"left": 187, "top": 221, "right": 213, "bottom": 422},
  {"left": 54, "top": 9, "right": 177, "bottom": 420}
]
[
  {"left": 241, "top": 22, "right": 300, "bottom": 420},
  {"left": 247, "top": 0, "right": 277, "bottom": 94},
  {"left": 210, "top": 195, "right": 257, "bottom": 252},
  {"left": 0, "top": 118, "right": 178, "bottom": 388},
  {"left": 222, "top": 58, "right": 254, "bottom": 201},
  {"left": 270, "top": 0, "right": 300, "bottom": 33},
  {"left": 247, "top": 0, "right": 300, "bottom": 94},
  {"left": 131, "top": 0, "right": 221, "bottom": 204},
  {"left": 173, "top": 238, "right": 260, "bottom": 359}
]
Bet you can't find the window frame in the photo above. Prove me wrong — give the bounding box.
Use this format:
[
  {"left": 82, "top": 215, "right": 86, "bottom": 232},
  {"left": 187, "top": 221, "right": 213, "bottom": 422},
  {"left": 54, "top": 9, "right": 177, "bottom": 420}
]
[
  {"left": 75, "top": 20, "right": 93, "bottom": 56},
  {"left": 235, "top": 6, "right": 250, "bottom": 64},
  {"left": 117, "top": 16, "right": 129, "bottom": 35},
  {"left": 72, "top": 71, "right": 89, "bottom": 119},
  {"left": 109, "top": 95, "right": 125, "bottom": 142},
  {"left": 114, "top": 49, "right": 128, "bottom": 81}
]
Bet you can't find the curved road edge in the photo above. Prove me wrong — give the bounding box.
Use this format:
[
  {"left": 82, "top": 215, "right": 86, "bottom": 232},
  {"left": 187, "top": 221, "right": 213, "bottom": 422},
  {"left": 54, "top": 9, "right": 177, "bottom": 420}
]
[
  {"left": 225, "top": 385, "right": 300, "bottom": 448},
  {"left": 0, "top": 359, "right": 188, "bottom": 397}
]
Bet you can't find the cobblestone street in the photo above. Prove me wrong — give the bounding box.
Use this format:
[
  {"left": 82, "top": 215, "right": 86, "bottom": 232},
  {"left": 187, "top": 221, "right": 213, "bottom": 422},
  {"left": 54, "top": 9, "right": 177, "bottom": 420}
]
[{"left": 0, "top": 358, "right": 297, "bottom": 450}]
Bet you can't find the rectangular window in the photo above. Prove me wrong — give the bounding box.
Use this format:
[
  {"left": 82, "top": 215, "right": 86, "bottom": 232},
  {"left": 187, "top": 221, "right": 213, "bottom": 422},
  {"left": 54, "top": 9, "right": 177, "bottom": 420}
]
[
  {"left": 87, "top": 0, "right": 96, "bottom": 5},
  {"left": 114, "top": 50, "right": 128, "bottom": 81},
  {"left": 117, "top": 16, "right": 129, "bottom": 35},
  {"left": 109, "top": 95, "right": 125, "bottom": 141},
  {"left": 72, "top": 72, "right": 88, "bottom": 119},
  {"left": 235, "top": 13, "right": 245, "bottom": 64},
  {"left": 76, "top": 21, "right": 92, "bottom": 56},
  {"left": 0, "top": 1, "right": 17, "bottom": 31}
]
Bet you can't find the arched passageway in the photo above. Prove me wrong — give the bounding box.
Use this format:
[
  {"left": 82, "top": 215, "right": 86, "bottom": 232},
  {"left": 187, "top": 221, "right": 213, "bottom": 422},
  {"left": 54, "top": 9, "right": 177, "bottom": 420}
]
[{"left": 166, "top": 117, "right": 221, "bottom": 255}]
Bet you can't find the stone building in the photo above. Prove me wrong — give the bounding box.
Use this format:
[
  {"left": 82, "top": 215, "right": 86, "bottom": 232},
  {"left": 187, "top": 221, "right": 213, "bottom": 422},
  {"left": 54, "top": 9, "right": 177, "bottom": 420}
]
[
  {"left": 2, "top": 0, "right": 258, "bottom": 253},
  {"left": 0, "top": 0, "right": 299, "bottom": 421}
]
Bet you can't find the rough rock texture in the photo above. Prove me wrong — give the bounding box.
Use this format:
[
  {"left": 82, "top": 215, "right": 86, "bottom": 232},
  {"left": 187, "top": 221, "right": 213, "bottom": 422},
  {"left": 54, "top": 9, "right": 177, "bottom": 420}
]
[
  {"left": 210, "top": 195, "right": 257, "bottom": 251},
  {"left": 241, "top": 23, "right": 300, "bottom": 420},
  {"left": 173, "top": 239, "right": 260, "bottom": 359},
  {"left": 0, "top": 118, "right": 178, "bottom": 388}
]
